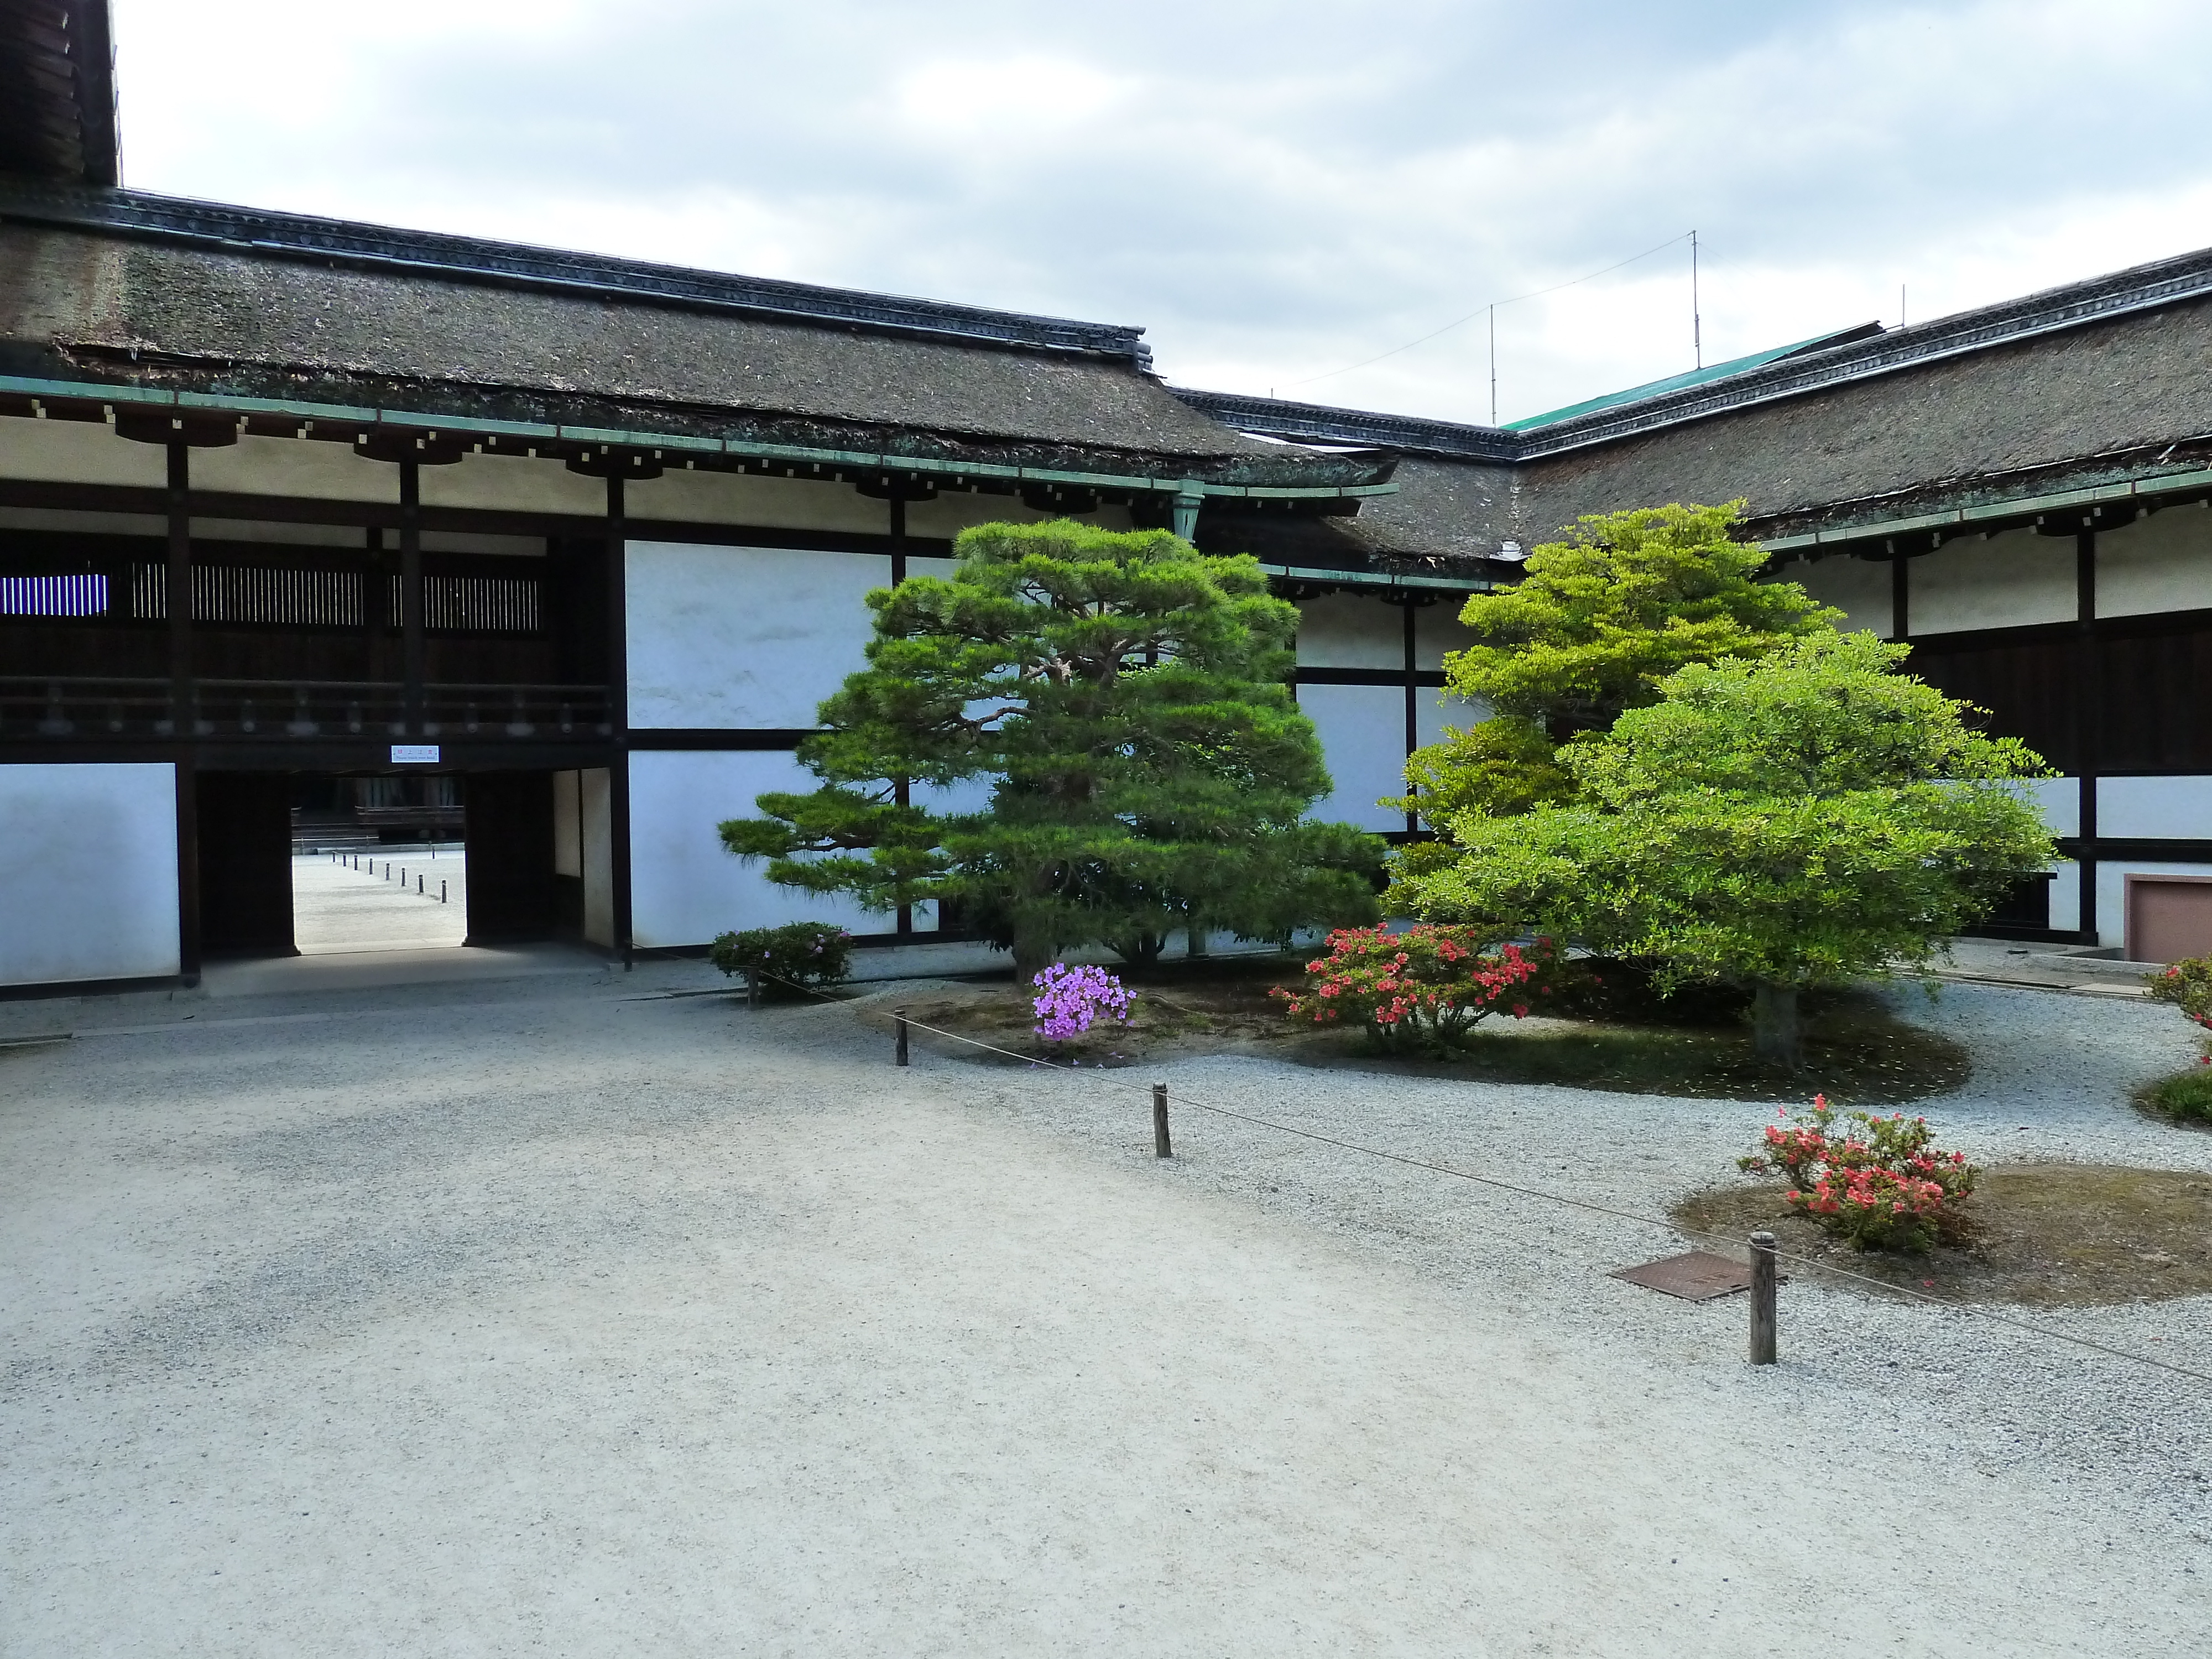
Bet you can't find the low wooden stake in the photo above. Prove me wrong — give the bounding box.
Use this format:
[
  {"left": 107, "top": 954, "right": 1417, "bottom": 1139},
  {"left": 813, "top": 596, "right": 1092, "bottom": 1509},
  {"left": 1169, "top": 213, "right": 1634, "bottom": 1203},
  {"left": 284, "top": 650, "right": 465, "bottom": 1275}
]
[
  {"left": 1749, "top": 1230, "right": 1778, "bottom": 1365},
  {"left": 1153, "top": 1082, "right": 1172, "bottom": 1159},
  {"left": 895, "top": 1008, "right": 910, "bottom": 1067}
]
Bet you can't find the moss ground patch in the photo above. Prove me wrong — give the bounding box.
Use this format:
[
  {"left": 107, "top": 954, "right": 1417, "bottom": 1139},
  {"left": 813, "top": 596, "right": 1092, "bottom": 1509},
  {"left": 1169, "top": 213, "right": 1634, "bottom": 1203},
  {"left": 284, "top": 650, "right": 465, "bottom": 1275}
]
[
  {"left": 2135, "top": 1060, "right": 2212, "bottom": 1128},
  {"left": 1673, "top": 1165, "right": 2212, "bottom": 1307},
  {"left": 875, "top": 961, "right": 1966, "bottom": 1102}
]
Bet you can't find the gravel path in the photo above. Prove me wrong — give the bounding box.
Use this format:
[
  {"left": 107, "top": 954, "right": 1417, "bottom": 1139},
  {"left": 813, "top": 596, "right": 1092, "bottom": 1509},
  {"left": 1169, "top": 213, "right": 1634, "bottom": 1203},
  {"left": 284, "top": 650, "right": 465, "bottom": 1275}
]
[
  {"left": 965, "top": 979, "right": 2212, "bottom": 1532},
  {"left": 1, "top": 970, "right": 2206, "bottom": 1655}
]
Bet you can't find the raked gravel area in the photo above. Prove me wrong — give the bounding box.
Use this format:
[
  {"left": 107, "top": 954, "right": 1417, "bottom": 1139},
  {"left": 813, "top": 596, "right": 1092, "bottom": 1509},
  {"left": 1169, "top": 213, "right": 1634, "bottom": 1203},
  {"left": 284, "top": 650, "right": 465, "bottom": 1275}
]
[{"left": 1, "top": 963, "right": 2206, "bottom": 1656}]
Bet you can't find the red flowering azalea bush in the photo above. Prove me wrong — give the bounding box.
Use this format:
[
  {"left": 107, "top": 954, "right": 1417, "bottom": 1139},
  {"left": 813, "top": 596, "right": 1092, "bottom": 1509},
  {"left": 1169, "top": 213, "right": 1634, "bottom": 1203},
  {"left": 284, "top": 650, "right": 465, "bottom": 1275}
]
[
  {"left": 2147, "top": 955, "right": 2212, "bottom": 1031},
  {"left": 1271, "top": 925, "right": 1561, "bottom": 1050},
  {"left": 1739, "top": 1094, "right": 1978, "bottom": 1253}
]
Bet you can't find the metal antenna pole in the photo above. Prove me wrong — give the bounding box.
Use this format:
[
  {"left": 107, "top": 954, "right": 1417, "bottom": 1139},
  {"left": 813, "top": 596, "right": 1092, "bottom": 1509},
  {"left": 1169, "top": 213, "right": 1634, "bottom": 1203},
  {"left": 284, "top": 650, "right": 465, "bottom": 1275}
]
[
  {"left": 1691, "top": 229, "right": 1702, "bottom": 369},
  {"left": 1488, "top": 304, "right": 1497, "bottom": 425}
]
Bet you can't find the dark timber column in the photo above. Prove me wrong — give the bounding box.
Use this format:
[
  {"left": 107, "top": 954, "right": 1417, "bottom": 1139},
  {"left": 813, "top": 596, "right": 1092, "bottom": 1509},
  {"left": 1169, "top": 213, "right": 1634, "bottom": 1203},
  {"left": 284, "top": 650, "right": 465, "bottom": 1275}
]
[
  {"left": 2077, "top": 528, "right": 2100, "bottom": 946},
  {"left": 364, "top": 525, "right": 390, "bottom": 685},
  {"left": 1402, "top": 601, "right": 1420, "bottom": 835},
  {"left": 400, "top": 461, "right": 425, "bottom": 734},
  {"left": 891, "top": 497, "right": 912, "bottom": 937},
  {"left": 167, "top": 441, "right": 200, "bottom": 980},
  {"left": 607, "top": 474, "right": 634, "bottom": 968}
]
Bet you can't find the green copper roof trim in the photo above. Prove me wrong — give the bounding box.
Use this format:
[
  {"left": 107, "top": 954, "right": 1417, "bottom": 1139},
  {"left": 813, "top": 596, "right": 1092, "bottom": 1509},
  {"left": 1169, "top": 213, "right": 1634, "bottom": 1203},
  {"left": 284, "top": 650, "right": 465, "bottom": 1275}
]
[
  {"left": 1504, "top": 328, "right": 1871, "bottom": 432},
  {"left": 1759, "top": 466, "right": 2212, "bottom": 554},
  {"left": 1259, "top": 563, "right": 1488, "bottom": 593},
  {"left": 0, "top": 374, "right": 1395, "bottom": 503}
]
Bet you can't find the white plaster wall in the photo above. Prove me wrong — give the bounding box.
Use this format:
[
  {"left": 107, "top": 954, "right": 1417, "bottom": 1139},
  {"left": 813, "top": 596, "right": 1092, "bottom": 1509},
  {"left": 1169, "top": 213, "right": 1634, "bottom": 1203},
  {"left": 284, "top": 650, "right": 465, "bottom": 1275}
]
[
  {"left": 904, "top": 554, "right": 961, "bottom": 583},
  {"left": 0, "top": 763, "right": 180, "bottom": 985},
  {"left": 419, "top": 451, "right": 607, "bottom": 516},
  {"left": 2097, "top": 775, "right": 2212, "bottom": 840},
  {"left": 1413, "top": 602, "right": 1478, "bottom": 671},
  {"left": 581, "top": 768, "right": 614, "bottom": 948},
  {"left": 2097, "top": 505, "right": 2212, "bottom": 618},
  {"left": 1414, "top": 690, "right": 1487, "bottom": 751},
  {"left": 906, "top": 493, "right": 1034, "bottom": 538},
  {"left": 1907, "top": 529, "right": 2076, "bottom": 635},
  {"left": 2048, "top": 860, "right": 2081, "bottom": 935},
  {"left": 192, "top": 518, "right": 365, "bottom": 550},
  {"left": 1299, "top": 682, "right": 1407, "bottom": 831},
  {"left": 627, "top": 470, "right": 886, "bottom": 534},
  {"left": 1777, "top": 554, "right": 1892, "bottom": 637},
  {"left": 552, "top": 771, "right": 582, "bottom": 877},
  {"left": 2094, "top": 860, "right": 2212, "bottom": 952},
  {"left": 0, "top": 416, "right": 166, "bottom": 487},
  {"left": 419, "top": 531, "right": 544, "bottom": 558},
  {"left": 626, "top": 542, "right": 890, "bottom": 729},
  {"left": 1411, "top": 690, "right": 1487, "bottom": 832},
  {"left": 900, "top": 493, "right": 1141, "bottom": 539},
  {"left": 1296, "top": 593, "right": 1403, "bottom": 669},
  {"left": 907, "top": 774, "right": 1000, "bottom": 933},
  {"left": 2010, "top": 776, "right": 2080, "bottom": 839},
  {"left": 628, "top": 751, "right": 878, "bottom": 948},
  {"left": 0, "top": 507, "right": 163, "bottom": 536},
  {"left": 191, "top": 436, "right": 393, "bottom": 502}
]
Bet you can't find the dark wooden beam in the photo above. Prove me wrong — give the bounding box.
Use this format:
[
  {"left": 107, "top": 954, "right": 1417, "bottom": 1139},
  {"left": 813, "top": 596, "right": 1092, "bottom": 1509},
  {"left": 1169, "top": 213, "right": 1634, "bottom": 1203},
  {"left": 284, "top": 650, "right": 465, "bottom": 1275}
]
[
  {"left": 399, "top": 462, "right": 425, "bottom": 733},
  {"left": 606, "top": 474, "right": 633, "bottom": 969}
]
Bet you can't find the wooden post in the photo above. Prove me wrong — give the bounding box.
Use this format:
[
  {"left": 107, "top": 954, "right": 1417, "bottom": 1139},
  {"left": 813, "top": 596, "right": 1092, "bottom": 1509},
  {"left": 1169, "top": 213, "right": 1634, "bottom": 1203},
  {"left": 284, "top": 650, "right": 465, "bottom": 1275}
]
[
  {"left": 1749, "top": 1230, "right": 1778, "bottom": 1365},
  {"left": 399, "top": 460, "right": 424, "bottom": 735},
  {"left": 1152, "top": 1083, "right": 1172, "bottom": 1159},
  {"left": 895, "top": 1009, "right": 910, "bottom": 1067}
]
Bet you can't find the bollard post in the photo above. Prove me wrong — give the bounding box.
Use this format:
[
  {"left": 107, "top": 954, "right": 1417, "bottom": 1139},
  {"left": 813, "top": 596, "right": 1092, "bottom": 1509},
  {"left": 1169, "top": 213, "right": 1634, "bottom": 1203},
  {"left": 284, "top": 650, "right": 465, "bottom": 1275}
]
[
  {"left": 1152, "top": 1082, "right": 1172, "bottom": 1159},
  {"left": 418, "top": 874, "right": 424, "bottom": 894},
  {"left": 440, "top": 880, "right": 447, "bottom": 904},
  {"left": 1749, "top": 1230, "right": 1778, "bottom": 1365},
  {"left": 895, "top": 1009, "right": 910, "bottom": 1067}
]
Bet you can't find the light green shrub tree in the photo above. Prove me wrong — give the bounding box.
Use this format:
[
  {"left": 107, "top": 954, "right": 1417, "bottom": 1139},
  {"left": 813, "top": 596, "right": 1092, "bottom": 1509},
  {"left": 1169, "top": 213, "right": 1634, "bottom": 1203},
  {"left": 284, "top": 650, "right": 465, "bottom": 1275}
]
[{"left": 1390, "top": 633, "right": 2056, "bottom": 1068}]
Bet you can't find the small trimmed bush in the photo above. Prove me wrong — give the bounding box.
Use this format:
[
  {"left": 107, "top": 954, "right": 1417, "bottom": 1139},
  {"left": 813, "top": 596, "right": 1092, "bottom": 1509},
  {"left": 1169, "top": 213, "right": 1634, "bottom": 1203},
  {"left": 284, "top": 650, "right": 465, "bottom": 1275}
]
[
  {"left": 2147, "top": 955, "right": 2212, "bottom": 1030},
  {"left": 1738, "top": 1094, "right": 1977, "bottom": 1253},
  {"left": 709, "top": 922, "right": 853, "bottom": 995},
  {"left": 1271, "top": 925, "right": 1562, "bottom": 1051}
]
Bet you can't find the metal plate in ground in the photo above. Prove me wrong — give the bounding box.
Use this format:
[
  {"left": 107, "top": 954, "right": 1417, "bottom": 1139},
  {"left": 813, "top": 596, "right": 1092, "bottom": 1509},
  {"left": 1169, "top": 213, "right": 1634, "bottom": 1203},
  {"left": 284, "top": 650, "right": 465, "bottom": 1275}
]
[{"left": 1611, "top": 1250, "right": 1756, "bottom": 1302}]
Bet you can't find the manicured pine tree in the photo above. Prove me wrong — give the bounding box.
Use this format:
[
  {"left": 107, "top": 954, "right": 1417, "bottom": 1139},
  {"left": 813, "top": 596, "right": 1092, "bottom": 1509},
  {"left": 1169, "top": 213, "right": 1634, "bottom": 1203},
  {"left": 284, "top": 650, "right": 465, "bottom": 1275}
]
[{"left": 720, "top": 520, "right": 1383, "bottom": 974}]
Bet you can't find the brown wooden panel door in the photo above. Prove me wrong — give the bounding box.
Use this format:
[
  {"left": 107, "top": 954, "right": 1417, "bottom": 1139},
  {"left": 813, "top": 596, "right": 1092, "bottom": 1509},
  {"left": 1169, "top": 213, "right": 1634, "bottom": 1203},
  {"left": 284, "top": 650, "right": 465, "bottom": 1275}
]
[
  {"left": 2127, "top": 877, "right": 2212, "bottom": 963},
  {"left": 195, "top": 773, "right": 296, "bottom": 957},
  {"left": 463, "top": 772, "right": 556, "bottom": 944}
]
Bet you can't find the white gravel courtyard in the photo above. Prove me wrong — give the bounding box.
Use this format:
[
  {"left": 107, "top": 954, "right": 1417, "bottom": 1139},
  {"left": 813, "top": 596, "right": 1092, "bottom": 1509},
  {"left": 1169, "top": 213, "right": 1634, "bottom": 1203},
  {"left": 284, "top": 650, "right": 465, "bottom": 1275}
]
[{"left": 1, "top": 966, "right": 2206, "bottom": 1656}]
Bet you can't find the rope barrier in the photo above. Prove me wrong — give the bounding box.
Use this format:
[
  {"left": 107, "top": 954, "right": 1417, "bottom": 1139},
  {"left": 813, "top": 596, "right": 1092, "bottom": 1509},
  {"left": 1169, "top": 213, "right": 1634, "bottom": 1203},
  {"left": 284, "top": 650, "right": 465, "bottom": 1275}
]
[{"left": 752, "top": 969, "right": 2212, "bottom": 1389}]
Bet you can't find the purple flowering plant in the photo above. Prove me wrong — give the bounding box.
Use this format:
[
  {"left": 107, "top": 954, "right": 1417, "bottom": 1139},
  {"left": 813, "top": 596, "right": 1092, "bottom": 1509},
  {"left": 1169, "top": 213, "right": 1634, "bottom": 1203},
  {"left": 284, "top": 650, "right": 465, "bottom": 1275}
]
[{"left": 1032, "top": 962, "right": 1135, "bottom": 1041}]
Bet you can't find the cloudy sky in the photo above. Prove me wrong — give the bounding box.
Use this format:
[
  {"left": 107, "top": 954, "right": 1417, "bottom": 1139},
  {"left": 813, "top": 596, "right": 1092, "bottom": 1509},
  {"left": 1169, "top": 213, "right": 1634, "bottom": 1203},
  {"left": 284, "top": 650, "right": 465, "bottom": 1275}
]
[{"left": 107, "top": 1, "right": 2212, "bottom": 427}]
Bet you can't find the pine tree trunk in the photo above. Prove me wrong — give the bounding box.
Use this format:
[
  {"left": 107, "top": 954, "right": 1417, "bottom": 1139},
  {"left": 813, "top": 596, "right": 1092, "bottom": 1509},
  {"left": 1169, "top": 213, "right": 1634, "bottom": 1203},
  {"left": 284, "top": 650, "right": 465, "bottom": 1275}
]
[
  {"left": 1011, "top": 927, "right": 1056, "bottom": 983},
  {"left": 1751, "top": 982, "right": 1802, "bottom": 1072}
]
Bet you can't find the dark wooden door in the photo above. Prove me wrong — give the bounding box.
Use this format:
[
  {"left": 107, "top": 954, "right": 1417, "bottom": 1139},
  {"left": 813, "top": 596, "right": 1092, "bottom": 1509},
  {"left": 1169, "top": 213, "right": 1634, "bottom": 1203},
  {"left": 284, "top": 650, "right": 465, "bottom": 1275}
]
[
  {"left": 196, "top": 773, "right": 296, "bottom": 957},
  {"left": 464, "top": 773, "right": 556, "bottom": 944}
]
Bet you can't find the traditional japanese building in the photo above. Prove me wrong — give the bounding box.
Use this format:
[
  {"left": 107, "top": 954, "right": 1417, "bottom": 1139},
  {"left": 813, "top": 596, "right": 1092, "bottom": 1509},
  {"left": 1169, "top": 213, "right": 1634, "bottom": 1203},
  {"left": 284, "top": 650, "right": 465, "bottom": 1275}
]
[
  {"left": 1183, "top": 262, "right": 2212, "bottom": 959},
  {"left": 3, "top": 0, "right": 2207, "bottom": 993}
]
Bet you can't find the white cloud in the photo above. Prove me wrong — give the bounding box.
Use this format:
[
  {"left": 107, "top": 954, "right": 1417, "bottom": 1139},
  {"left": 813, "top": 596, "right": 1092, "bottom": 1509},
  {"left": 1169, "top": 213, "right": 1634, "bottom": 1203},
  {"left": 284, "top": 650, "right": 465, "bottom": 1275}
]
[{"left": 106, "top": 0, "right": 2212, "bottom": 426}]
